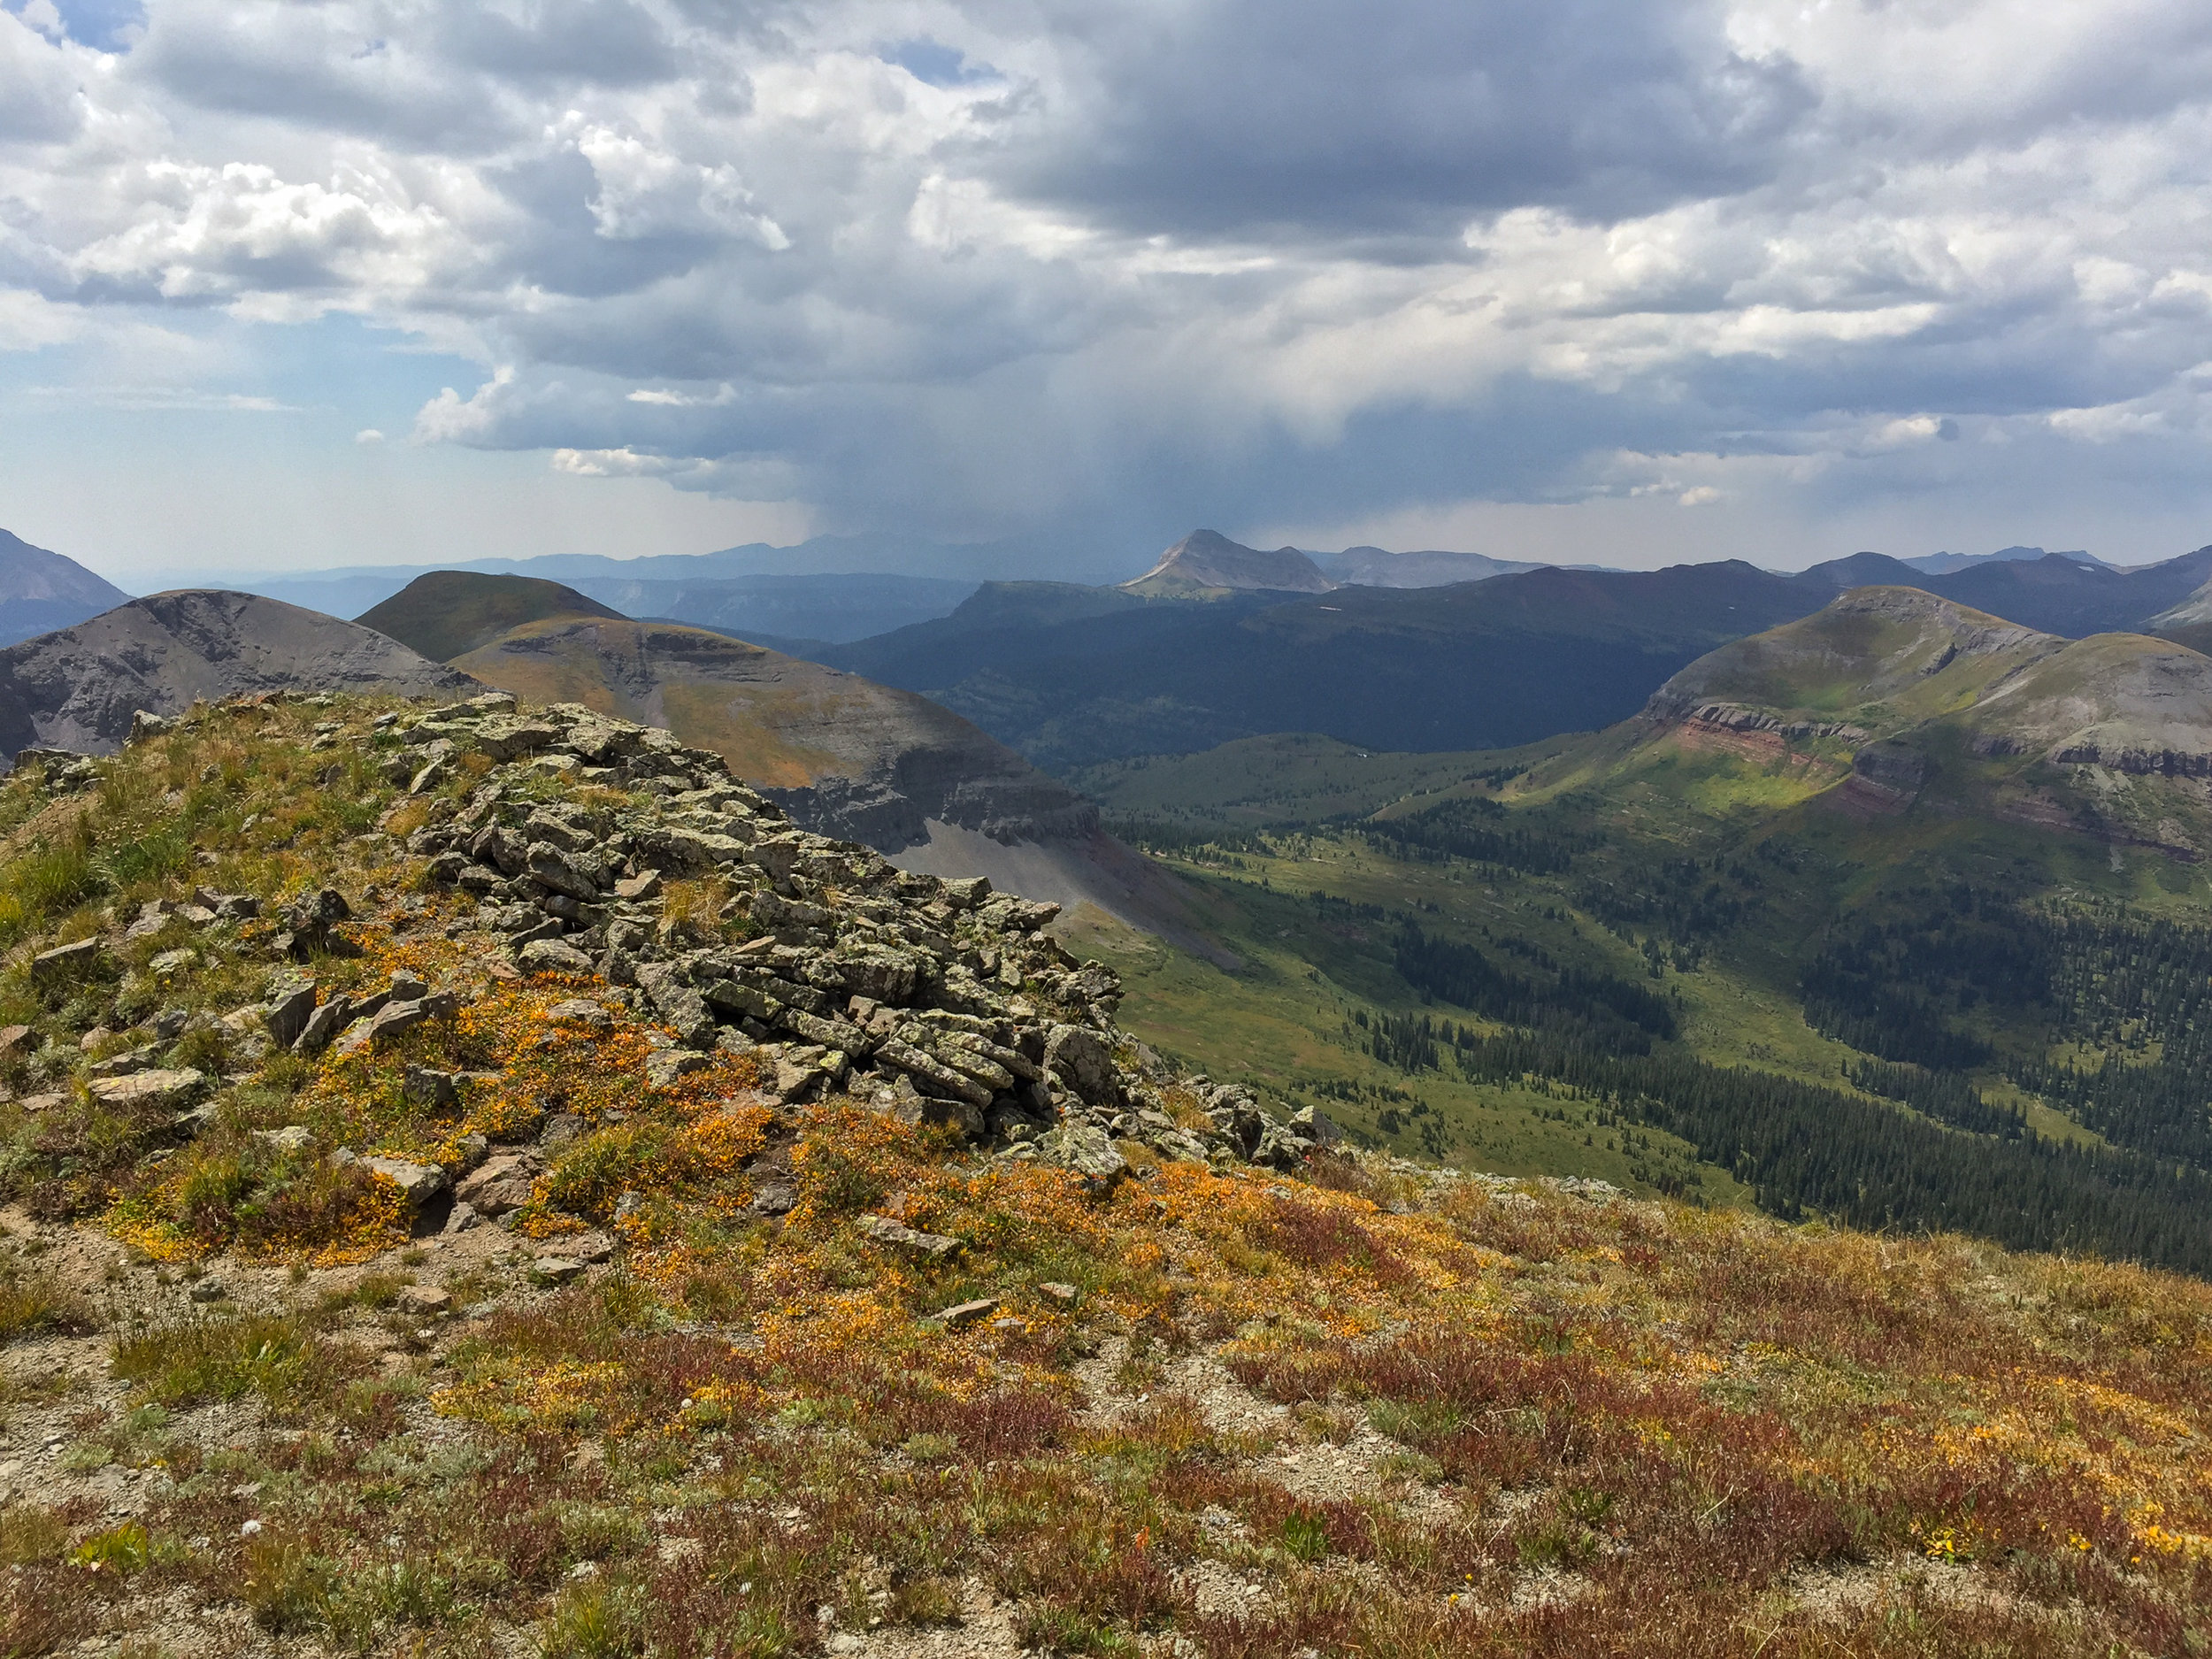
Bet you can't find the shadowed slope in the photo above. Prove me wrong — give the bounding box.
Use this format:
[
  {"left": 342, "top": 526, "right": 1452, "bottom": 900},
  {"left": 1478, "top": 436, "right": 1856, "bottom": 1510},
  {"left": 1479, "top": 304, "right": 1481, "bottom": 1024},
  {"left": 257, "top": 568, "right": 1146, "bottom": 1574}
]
[{"left": 357, "top": 571, "right": 626, "bottom": 664}]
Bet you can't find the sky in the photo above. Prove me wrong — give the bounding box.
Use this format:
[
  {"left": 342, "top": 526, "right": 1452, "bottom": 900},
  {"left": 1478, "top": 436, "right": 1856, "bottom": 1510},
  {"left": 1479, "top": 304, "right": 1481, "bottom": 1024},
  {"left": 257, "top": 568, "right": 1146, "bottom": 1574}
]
[{"left": 3, "top": 0, "right": 2212, "bottom": 586}]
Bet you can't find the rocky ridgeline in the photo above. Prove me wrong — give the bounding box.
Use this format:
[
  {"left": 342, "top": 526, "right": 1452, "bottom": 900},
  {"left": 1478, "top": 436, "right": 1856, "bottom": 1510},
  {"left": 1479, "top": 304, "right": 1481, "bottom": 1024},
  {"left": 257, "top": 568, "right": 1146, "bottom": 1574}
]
[{"left": 342, "top": 693, "right": 1333, "bottom": 1181}]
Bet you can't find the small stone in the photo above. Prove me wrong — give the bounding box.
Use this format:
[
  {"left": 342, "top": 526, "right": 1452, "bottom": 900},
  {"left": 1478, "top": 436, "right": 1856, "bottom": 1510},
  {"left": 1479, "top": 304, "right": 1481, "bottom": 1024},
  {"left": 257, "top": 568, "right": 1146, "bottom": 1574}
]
[
  {"left": 254, "top": 1125, "right": 312, "bottom": 1152},
  {"left": 291, "top": 994, "right": 353, "bottom": 1055},
  {"left": 403, "top": 1066, "right": 460, "bottom": 1109},
  {"left": 124, "top": 900, "right": 174, "bottom": 941},
  {"left": 547, "top": 999, "right": 611, "bottom": 1028},
  {"left": 1037, "top": 1282, "right": 1079, "bottom": 1305},
  {"left": 257, "top": 978, "right": 318, "bottom": 1050},
  {"left": 194, "top": 887, "right": 260, "bottom": 920},
  {"left": 936, "top": 1297, "right": 999, "bottom": 1330},
  {"left": 532, "top": 1256, "right": 586, "bottom": 1285},
  {"left": 518, "top": 938, "right": 595, "bottom": 976},
  {"left": 748, "top": 1180, "right": 796, "bottom": 1217},
  {"left": 30, "top": 938, "right": 106, "bottom": 983},
  {"left": 856, "top": 1213, "right": 963, "bottom": 1260},
  {"left": 0, "top": 1025, "right": 31, "bottom": 1058},
  {"left": 361, "top": 1156, "right": 449, "bottom": 1222},
  {"left": 645, "top": 1049, "right": 708, "bottom": 1089},
  {"left": 1033, "top": 1123, "right": 1128, "bottom": 1189},
  {"left": 442, "top": 1201, "right": 480, "bottom": 1234},
  {"left": 613, "top": 870, "right": 662, "bottom": 902},
  {"left": 88, "top": 1045, "right": 156, "bottom": 1078},
  {"left": 87, "top": 1068, "right": 206, "bottom": 1110},
  {"left": 395, "top": 1285, "right": 451, "bottom": 1316},
  {"left": 332, "top": 1000, "right": 426, "bottom": 1056},
  {"left": 568, "top": 1232, "right": 616, "bottom": 1264},
  {"left": 188, "top": 1279, "right": 227, "bottom": 1303}
]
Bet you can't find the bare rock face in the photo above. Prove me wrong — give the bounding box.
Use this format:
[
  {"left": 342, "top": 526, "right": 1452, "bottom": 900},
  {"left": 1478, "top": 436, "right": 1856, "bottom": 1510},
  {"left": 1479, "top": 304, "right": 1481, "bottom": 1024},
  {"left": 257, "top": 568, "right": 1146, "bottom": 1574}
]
[{"left": 0, "top": 590, "right": 477, "bottom": 764}]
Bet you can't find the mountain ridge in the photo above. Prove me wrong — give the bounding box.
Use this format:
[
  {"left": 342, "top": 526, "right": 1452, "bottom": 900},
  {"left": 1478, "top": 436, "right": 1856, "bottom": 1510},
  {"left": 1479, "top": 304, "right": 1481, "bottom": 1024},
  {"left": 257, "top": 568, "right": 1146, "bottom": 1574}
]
[
  {"left": 0, "top": 527, "right": 133, "bottom": 646},
  {"left": 0, "top": 590, "right": 476, "bottom": 763}
]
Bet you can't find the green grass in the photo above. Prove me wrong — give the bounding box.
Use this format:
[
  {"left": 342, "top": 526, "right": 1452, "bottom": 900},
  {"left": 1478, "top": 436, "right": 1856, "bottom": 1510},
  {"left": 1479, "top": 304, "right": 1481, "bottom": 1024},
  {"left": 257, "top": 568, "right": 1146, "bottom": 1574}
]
[
  {"left": 111, "top": 1311, "right": 369, "bottom": 1416},
  {"left": 0, "top": 1262, "right": 94, "bottom": 1340}
]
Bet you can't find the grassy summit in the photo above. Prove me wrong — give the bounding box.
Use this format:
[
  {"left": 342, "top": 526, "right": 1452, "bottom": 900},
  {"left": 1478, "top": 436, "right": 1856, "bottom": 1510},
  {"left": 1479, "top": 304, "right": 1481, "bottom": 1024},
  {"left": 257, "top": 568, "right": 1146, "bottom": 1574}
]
[{"left": 0, "top": 695, "right": 2207, "bottom": 1655}]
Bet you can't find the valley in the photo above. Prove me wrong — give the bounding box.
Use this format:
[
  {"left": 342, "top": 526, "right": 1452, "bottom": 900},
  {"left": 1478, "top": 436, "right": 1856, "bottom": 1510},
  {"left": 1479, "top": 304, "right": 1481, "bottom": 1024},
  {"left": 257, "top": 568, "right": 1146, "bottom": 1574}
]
[{"left": 1071, "top": 596, "right": 2212, "bottom": 1277}]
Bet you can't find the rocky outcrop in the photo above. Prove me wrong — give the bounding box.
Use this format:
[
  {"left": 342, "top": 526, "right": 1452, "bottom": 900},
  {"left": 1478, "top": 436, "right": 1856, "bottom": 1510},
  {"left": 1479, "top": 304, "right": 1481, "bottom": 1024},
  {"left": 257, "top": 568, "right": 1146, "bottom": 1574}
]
[
  {"left": 373, "top": 693, "right": 1330, "bottom": 1173},
  {"left": 0, "top": 589, "right": 476, "bottom": 764},
  {"left": 1663, "top": 702, "right": 1869, "bottom": 742},
  {"left": 2050, "top": 743, "right": 2212, "bottom": 779}
]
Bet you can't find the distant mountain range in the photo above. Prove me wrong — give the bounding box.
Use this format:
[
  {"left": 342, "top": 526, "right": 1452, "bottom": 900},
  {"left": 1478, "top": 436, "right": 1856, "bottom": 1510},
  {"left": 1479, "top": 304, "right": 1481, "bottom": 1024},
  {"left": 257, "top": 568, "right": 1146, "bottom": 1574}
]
[
  {"left": 1121, "top": 529, "right": 1336, "bottom": 596},
  {"left": 0, "top": 528, "right": 131, "bottom": 646},
  {"left": 150, "top": 532, "right": 1130, "bottom": 626},
  {"left": 1897, "top": 544, "right": 2112, "bottom": 575},
  {"left": 789, "top": 540, "right": 2212, "bottom": 771},
  {"left": 16, "top": 518, "right": 2212, "bottom": 797},
  {"left": 1310, "top": 545, "right": 1546, "bottom": 587}
]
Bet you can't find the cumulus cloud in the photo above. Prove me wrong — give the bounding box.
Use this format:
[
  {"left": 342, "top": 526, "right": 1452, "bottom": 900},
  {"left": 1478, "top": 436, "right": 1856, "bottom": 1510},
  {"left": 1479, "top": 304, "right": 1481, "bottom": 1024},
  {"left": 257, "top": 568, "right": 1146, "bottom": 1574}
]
[
  {"left": 4, "top": 0, "right": 2212, "bottom": 565},
  {"left": 0, "top": 4, "right": 86, "bottom": 140}
]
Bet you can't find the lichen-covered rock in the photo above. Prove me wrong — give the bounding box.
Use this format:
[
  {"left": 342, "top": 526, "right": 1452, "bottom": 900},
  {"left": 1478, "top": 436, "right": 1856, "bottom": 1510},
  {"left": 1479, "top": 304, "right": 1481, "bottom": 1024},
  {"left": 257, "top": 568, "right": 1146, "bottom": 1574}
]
[
  {"left": 856, "top": 1213, "right": 963, "bottom": 1259},
  {"left": 519, "top": 938, "right": 595, "bottom": 976},
  {"left": 86, "top": 1067, "right": 205, "bottom": 1110},
  {"left": 1033, "top": 1124, "right": 1127, "bottom": 1188}
]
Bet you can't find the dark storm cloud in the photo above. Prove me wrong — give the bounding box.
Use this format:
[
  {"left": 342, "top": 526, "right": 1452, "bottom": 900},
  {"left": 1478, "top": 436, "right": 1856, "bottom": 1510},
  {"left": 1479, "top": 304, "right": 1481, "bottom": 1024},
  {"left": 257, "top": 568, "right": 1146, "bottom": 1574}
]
[{"left": 998, "top": 0, "right": 1816, "bottom": 239}]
